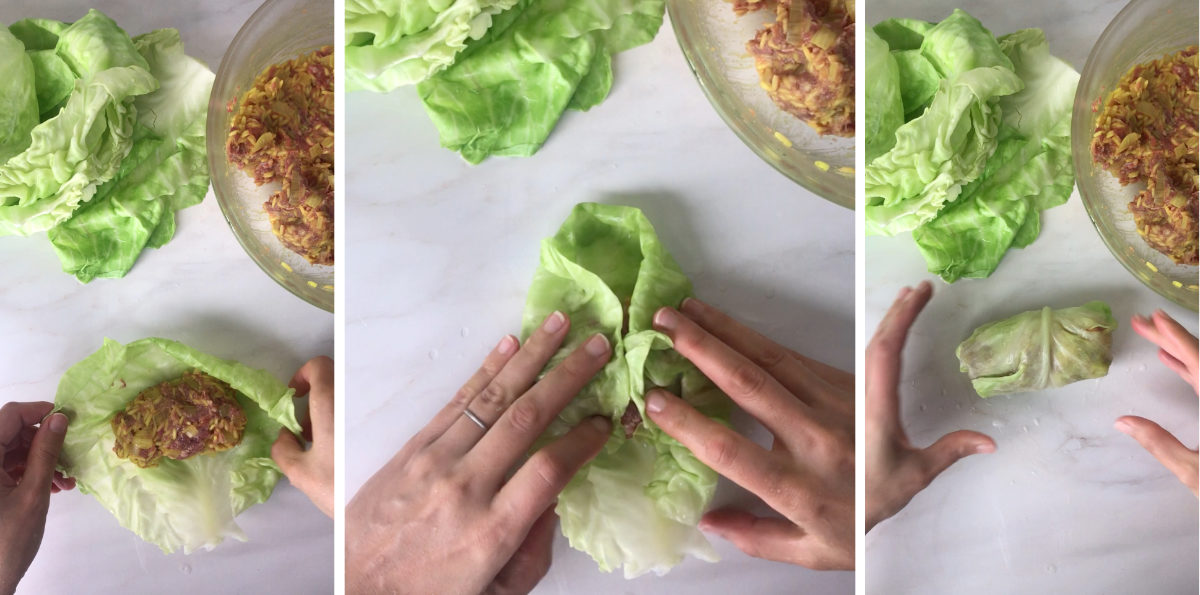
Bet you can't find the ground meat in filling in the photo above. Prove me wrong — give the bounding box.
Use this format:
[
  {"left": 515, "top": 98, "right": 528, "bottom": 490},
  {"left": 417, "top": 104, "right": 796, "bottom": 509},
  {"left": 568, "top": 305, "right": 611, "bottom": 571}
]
[
  {"left": 621, "top": 401, "right": 642, "bottom": 438},
  {"left": 1092, "top": 46, "right": 1198, "bottom": 265},
  {"left": 111, "top": 371, "right": 248, "bottom": 468},
  {"left": 732, "top": 0, "right": 854, "bottom": 136},
  {"left": 227, "top": 46, "right": 335, "bottom": 266}
]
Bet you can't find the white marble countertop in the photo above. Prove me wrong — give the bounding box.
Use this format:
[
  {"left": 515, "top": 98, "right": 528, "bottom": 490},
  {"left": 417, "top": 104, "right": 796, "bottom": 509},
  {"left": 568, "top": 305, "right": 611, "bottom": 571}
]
[
  {"left": 865, "top": 1, "right": 1199, "bottom": 593},
  {"left": 345, "top": 12, "right": 855, "bottom": 595},
  {"left": 0, "top": 2, "right": 334, "bottom": 593}
]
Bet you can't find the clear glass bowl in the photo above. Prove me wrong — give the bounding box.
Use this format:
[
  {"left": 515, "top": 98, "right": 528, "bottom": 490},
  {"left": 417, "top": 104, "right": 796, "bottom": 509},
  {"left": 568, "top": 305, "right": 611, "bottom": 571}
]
[
  {"left": 667, "top": 1, "right": 854, "bottom": 208},
  {"left": 1072, "top": 0, "right": 1198, "bottom": 310},
  {"left": 206, "top": 0, "right": 335, "bottom": 312}
]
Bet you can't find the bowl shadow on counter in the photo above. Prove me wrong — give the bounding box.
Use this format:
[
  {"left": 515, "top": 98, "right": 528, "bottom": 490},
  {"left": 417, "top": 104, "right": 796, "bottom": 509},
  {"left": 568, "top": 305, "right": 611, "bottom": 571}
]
[{"left": 592, "top": 189, "right": 854, "bottom": 517}]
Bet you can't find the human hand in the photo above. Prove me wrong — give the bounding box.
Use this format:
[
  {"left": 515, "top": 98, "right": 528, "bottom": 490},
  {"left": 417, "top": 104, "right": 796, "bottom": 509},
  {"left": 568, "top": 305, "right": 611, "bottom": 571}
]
[
  {"left": 1115, "top": 310, "right": 1199, "bottom": 496},
  {"left": 643, "top": 298, "right": 855, "bottom": 570},
  {"left": 346, "top": 312, "right": 613, "bottom": 594},
  {"left": 272, "top": 356, "right": 335, "bottom": 518},
  {"left": 0, "top": 403, "right": 69, "bottom": 594},
  {"left": 1131, "top": 310, "right": 1199, "bottom": 394},
  {"left": 866, "top": 281, "right": 995, "bottom": 532}
]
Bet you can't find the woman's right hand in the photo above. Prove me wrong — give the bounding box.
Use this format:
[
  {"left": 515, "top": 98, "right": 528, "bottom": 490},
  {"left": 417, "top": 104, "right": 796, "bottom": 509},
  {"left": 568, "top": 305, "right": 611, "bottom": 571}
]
[
  {"left": 346, "top": 312, "right": 613, "bottom": 595},
  {"left": 866, "top": 281, "right": 995, "bottom": 532},
  {"left": 643, "top": 298, "right": 856, "bottom": 570},
  {"left": 1115, "top": 310, "right": 1199, "bottom": 496}
]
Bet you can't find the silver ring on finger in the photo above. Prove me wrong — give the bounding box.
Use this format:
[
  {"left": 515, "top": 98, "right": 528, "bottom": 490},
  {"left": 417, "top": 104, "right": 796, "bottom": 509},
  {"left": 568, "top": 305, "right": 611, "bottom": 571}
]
[{"left": 462, "top": 407, "right": 489, "bottom": 431}]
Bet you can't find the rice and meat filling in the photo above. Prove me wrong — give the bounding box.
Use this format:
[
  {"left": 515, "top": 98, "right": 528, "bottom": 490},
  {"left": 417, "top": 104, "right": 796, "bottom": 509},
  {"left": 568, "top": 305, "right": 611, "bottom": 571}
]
[
  {"left": 1092, "top": 46, "right": 1199, "bottom": 265},
  {"left": 731, "top": 0, "right": 854, "bottom": 136},
  {"left": 111, "top": 371, "right": 248, "bottom": 468},
  {"left": 227, "top": 46, "right": 335, "bottom": 266}
]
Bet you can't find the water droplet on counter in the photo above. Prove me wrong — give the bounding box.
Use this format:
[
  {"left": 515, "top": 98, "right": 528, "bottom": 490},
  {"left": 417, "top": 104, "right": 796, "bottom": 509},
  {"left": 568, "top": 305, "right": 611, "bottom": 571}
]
[
  {"left": 1137, "top": 364, "right": 1147, "bottom": 372},
  {"left": 428, "top": 349, "right": 439, "bottom": 360},
  {"left": 181, "top": 564, "right": 192, "bottom": 575},
  {"left": 1045, "top": 564, "right": 1056, "bottom": 574},
  {"left": 461, "top": 327, "right": 470, "bottom": 338},
  {"left": 919, "top": 404, "right": 927, "bottom": 412},
  {"left": 1021, "top": 426, "right": 1028, "bottom": 433},
  {"left": 1033, "top": 418, "right": 1040, "bottom": 426},
  {"left": 991, "top": 420, "right": 1004, "bottom": 428}
]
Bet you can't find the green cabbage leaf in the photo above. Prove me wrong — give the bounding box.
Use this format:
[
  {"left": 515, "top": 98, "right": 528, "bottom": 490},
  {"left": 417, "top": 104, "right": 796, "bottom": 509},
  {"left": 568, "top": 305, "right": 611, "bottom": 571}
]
[
  {"left": 865, "top": 28, "right": 902, "bottom": 163},
  {"left": 0, "top": 10, "right": 212, "bottom": 282},
  {"left": 54, "top": 338, "right": 301, "bottom": 554},
  {"left": 865, "top": 65, "right": 1023, "bottom": 235},
  {"left": 911, "top": 29, "right": 1078, "bottom": 281},
  {"left": 47, "top": 28, "right": 214, "bottom": 282},
  {"left": 865, "top": 10, "right": 1077, "bottom": 282},
  {"left": 418, "top": 0, "right": 665, "bottom": 163},
  {"left": 522, "top": 203, "right": 729, "bottom": 577},
  {"left": 345, "top": 0, "right": 520, "bottom": 91},
  {"left": 347, "top": 0, "right": 665, "bottom": 163},
  {"left": 956, "top": 302, "right": 1116, "bottom": 397},
  {"left": 0, "top": 27, "right": 38, "bottom": 163}
]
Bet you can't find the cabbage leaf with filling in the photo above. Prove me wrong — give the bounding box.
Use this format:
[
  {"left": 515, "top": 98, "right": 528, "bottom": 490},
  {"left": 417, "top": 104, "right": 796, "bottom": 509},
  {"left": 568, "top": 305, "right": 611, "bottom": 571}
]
[
  {"left": 54, "top": 338, "right": 301, "bottom": 553},
  {"left": 521, "top": 203, "right": 729, "bottom": 578},
  {"left": 956, "top": 302, "right": 1116, "bottom": 397}
]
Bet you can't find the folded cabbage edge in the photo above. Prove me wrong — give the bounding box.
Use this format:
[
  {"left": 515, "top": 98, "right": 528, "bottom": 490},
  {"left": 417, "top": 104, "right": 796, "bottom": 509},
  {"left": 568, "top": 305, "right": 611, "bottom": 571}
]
[
  {"left": 521, "top": 203, "right": 729, "bottom": 577},
  {"left": 956, "top": 301, "right": 1116, "bottom": 398},
  {"left": 53, "top": 337, "right": 300, "bottom": 553}
]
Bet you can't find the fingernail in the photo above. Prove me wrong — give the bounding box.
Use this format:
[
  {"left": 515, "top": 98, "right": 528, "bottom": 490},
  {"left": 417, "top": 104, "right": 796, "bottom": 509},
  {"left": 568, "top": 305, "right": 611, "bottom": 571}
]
[
  {"left": 496, "top": 335, "right": 517, "bottom": 355},
  {"left": 897, "top": 286, "right": 911, "bottom": 301},
  {"left": 589, "top": 416, "right": 611, "bottom": 433},
  {"left": 680, "top": 297, "right": 701, "bottom": 315},
  {"left": 47, "top": 413, "right": 67, "bottom": 434},
  {"left": 1114, "top": 419, "right": 1132, "bottom": 433},
  {"left": 585, "top": 333, "right": 610, "bottom": 357},
  {"left": 543, "top": 311, "right": 566, "bottom": 333},
  {"left": 697, "top": 519, "right": 720, "bottom": 535},
  {"left": 646, "top": 390, "right": 667, "bottom": 413},
  {"left": 974, "top": 443, "right": 995, "bottom": 454},
  {"left": 653, "top": 307, "right": 678, "bottom": 331}
]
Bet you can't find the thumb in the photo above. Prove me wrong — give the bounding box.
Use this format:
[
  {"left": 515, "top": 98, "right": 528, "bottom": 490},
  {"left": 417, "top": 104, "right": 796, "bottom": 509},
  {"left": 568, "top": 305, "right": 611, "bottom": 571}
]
[
  {"left": 699, "top": 507, "right": 808, "bottom": 565},
  {"left": 488, "top": 507, "right": 557, "bottom": 595},
  {"left": 920, "top": 429, "right": 995, "bottom": 480},
  {"left": 20, "top": 413, "right": 68, "bottom": 497},
  {"left": 1116, "top": 416, "right": 1199, "bottom": 495},
  {"left": 271, "top": 427, "right": 304, "bottom": 476}
]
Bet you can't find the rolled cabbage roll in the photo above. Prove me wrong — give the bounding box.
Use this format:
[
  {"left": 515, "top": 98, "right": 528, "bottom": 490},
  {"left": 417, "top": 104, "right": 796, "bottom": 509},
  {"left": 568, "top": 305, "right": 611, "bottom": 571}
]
[{"left": 956, "top": 301, "right": 1116, "bottom": 397}]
